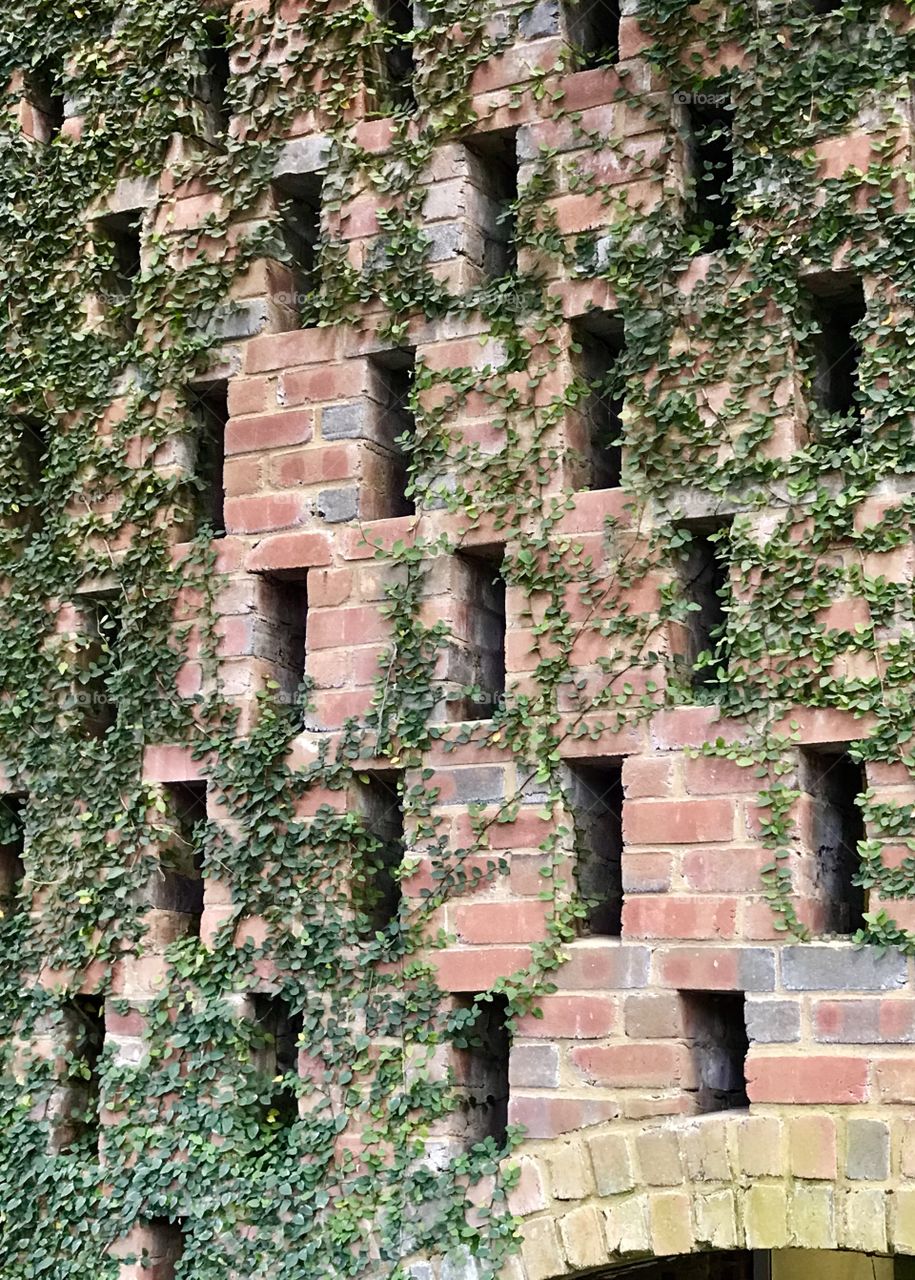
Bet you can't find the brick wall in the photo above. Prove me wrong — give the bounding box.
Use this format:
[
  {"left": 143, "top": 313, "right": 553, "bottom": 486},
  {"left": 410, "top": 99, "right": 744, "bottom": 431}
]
[{"left": 8, "top": 1, "right": 915, "bottom": 1277}]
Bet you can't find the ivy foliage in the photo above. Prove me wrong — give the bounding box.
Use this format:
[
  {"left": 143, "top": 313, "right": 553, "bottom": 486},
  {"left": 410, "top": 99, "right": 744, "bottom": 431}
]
[{"left": 2, "top": 0, "right": 915, "bottom": 1277}]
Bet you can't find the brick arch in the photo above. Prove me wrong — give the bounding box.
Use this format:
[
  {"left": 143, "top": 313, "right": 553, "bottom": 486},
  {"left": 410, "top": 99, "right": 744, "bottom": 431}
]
[{"left": 498, "top": 1108, "right": 915, "bottom": 1280}]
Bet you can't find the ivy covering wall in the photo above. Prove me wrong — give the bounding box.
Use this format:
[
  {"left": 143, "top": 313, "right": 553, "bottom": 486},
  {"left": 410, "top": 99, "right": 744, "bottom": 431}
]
[{"left": 0, "top": 0, "right": 914, "bottom": 1277}]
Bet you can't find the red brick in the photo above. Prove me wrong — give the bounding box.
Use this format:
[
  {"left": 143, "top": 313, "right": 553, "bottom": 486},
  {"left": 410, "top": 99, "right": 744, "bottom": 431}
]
[
  {"left": 555, "top": 941, "right": 649, "bottom": 990},
  {"left": 622, "top": 852, "right": 673, "bottom": 894},
  {"left": 772, "top": 706, "right": 875, "bottom": 747},
  {"left": 141, "top": 745, "right": 206, "bottom": 783},
  {"left": 682, "top": 756, "right": 761, "bottom": 795},
  {"left": 789, "top": 1114, "right": 837, "bottom": 1179},
  {"left": 509, "top": 855, "right": 554, "bottom": 896},
  {"left": 306, "top": 568, "right": 353, "bottom": 607},
  {"left": 681, "top": 847, "right": 770, "bottom": 893},
  {"left": 746, "top": 1055, "right": 867, "bottom": 1104},
  {"left": 223, "top": 493, "right": 310, "bottom": 534},
  {"left": 227, "top": 376, "right": 272, "bottom": 416},
  {"left": 622, "top": 896, "right": 738, "bottom": 941},
  {"left": 650, "top": 707, "right": 732, "bottom": 749},
  {"left": 245, "top": 530, "right": 332, "bottom": 573},
  {"left": 624, "top": 993, "right": 685, "bottom": 1039},
  {"left": 452, "top": 901, "right": 550, "bottom": 944},
  {"left": 245, "top": 326, "right": 341, "bottom": 374},
  {"left": 339, "top": 517, "right": 419, "bottom": 560},
  {"left": 623, "top": 798, "right": 736, "bottom": 845},
  {"left": 621, "top": 756, "right": 675, "bottom": 798},
  {"left": 226, "top": 409, "right": 314, "bottom": 455},
  {"left": 872, "top": 1058, "right": 915, "bottom": 1103},
  {"left": 507, "top": 1095, "right": 620, "bottom": 1140},
  {"left": 655, "top": 947, "right": 740, "bottom": 990},
  {"left": 488, "top": 809, "right": 553, "bottom": 849},
  {"left": 570, "top": 1042, "right": 688, "bottom": 1088},
  {"left": 223, "top": 456, "right": 261, "bottom": 496},
  {"left": 271, "top": 442, "right": 358, "bottom": 488},
  {"left": 515, "top": 994, "right": 618, "bottom": 1040},
  {"left": 281, "top": 363, "right": 366, "bottom": 406},
  {"left": 432, "top": 946, "right": 533, "bottom": 992},
  {"left": 308, "top": 606, "right": 390, "bottom": 650}
]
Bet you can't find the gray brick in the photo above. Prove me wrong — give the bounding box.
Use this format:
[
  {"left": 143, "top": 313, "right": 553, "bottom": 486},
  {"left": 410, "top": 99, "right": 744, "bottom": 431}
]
[
  {"left": 321, "top": 401, "right": 370, "bottom": 441},
  {"left": 509, "top": 1043, "right": 559, "bottom": 1088},
  {"left": 317, "top": 488, "right": 359, "bottom": 523},
  {"left": 273, "top": 135, "right": 330, "bottom": 179},
  {"left": 738, "top": 948, "right": 777, "bottom": 991},
  {"left": 448, "top": 766, "right": 506, "bottom": 804},
  {"left": 744, "top": 999, "right": 800, "bottom": 1044},
  {"left": 846, "top": 1119, "right": 890, "bottom": 1181},
  {"left": 520, "top": 0, "right": 560, "bottom": 38},
  {"left": 781, "top": 945, "right": 908, "bottom": 992},
  {"left": 208, "top": 299, "right": 269, "bottom": 340},
  {"left": 441, "top": 1249, "right": 481, "bottom": 1280},
  {"left": 107, "top": 174, "right": 158, "bottom": 213},
  {"left": 426, "top": 223, "right": 466, "bottom": 263}
]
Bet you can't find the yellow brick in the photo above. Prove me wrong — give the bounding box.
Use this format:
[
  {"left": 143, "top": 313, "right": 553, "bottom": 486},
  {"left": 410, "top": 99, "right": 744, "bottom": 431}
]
[
  {"left": 893, "top": 1187, "right": 915, "bottom": 1253},
  {"left": 605, "top": 1195, "right": 651, "bottom": 1256},
  {"left": 694, "top": 1188, "right": 737, "bottom": 1249},
  {"left": 649, "top": 1191, "right": 693, "bottom": 1256},
  {"left": 558, "top": 1206, "right": 607, "bottom": 1271},
  {"left": 789, "top": 1184, "right": 836, "bottom": 1250},
  {"left": 520, "top": 1217, "right": 566, "bottom": 1280},
  {"left": 586, "top": 1131, "right": 634, "bottom": 1196},
  {"left": 841, "top": 1187, "right": 888, "bottom": 1255},
  {"left": 546, "top": 1141, "right": 594, "bottom": 1201},
  {"left": 744, "top": 1185, "right": 788, "bottom": 1249}
]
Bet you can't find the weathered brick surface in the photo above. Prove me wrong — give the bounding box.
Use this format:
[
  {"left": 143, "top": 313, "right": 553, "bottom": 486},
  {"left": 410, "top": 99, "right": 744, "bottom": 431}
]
[{"left": 26, "top": 5, "right": 915, "bottom": 1277}]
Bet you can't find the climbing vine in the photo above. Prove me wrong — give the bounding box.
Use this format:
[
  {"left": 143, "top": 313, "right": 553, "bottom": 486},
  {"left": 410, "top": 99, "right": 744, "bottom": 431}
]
[{"left": 2, "top": 0, "right": 915, "bottom": 1277}]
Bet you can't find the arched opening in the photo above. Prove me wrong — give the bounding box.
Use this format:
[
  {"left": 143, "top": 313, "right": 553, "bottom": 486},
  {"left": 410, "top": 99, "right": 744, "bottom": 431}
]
[{"left": 572, "top": 1252, "right": 911, "bottom": 1279}]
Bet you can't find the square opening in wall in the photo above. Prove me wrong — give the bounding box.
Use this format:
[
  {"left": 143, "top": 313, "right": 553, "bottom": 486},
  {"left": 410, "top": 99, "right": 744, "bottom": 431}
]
[
  {"left": 186, "top": 381, "right": 228, "bottom": 535},
  {"left": 93, "top": 210, "right": 143, "bottom": 333},
  {"left": 256, "top": 573, "right": 308, "bottom": 722},
  {"left": 0, "top": 795, "right": 25, "bottom": 911},
  {"left": 464, "top": 130, "right": 519, "bottom": 277},
  {"left": 453, "top": 552, "right": 506, "bottom": 721},
  {"left": 450, "top": 993, "right": 511, "bottom": 1145},
  {"left": 681, "top": 990, "right": 749, "bottom": 1113},
  {"left": 137, "top": 1220, "right": 185, "bottom": 1280},
  {"left": 60, "top": 995, "right": 105, "bottom": 1152},
  {"left": 674, "top": 520, "right": 732, "bottom": 691},
  {"left": 802, "top": 273, "right": 866, "bottom": 438},
  {"left": 800, "top": 748, "right": 866, "bottom": 935},
  {"left": 373, "top": 0, "right": 417, "bottom": 111},
  {"left": 200, "top": 15, "right": 231, "bottom": 134},
  {"left": 368, "top": 349, "right": 416, "bottom": 516},
  {"left": 569, "top": 311, "right": 625, "bottom": 490},
  {"left": 77, "top": 591, "right": 122, "bottom": 732},
  {"left": 272, "top": 172, "right": 323, "bottom": 304},
  {"left": 351, "top": 770, "right": 404, "bottom": 934},
  {"left": 15, "top": 415, "right": 48, "bottom": 493},
  {"left": 159, "top": 781, "right": 207, "bottom": 933},
  {"left": 686, "top": 92, "right": 735, "bottom": 252},
  {"left": 25, "top": 60, "right": 65, "bottom": 138},
  {"left": 251, "top": 993, "right": 303, "bottom": 1123},
  {"left": 562, "top": 0, "right": 619, "bottom": 68},
  {"left": 565, "top": 761, "right": 623, "bottom": 935}
]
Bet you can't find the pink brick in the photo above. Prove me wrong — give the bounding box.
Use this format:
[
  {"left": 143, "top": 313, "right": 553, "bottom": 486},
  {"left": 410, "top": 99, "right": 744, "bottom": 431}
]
[{"left": 623, "top": 798, "right": 736, "bottom": 845}]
